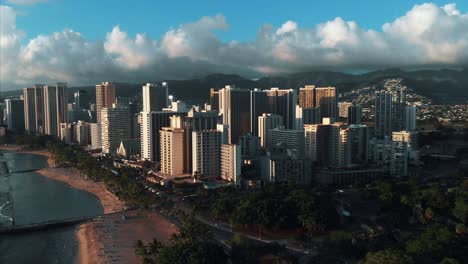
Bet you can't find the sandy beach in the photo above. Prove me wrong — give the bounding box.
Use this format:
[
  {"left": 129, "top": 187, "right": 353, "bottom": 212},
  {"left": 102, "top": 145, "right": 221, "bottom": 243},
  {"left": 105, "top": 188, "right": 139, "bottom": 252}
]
[
  {"left": 77, "top": 210, "right": 178, "bottom": 264},
  {"left": 1, "top": 145, "right": 177, "bottom": 263}
]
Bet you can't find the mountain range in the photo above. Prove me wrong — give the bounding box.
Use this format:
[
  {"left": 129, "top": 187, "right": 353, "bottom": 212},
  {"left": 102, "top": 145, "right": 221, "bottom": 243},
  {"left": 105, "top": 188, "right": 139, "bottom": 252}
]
[{"left": 2, "top": 68, "right": 467, "bottom": 105}]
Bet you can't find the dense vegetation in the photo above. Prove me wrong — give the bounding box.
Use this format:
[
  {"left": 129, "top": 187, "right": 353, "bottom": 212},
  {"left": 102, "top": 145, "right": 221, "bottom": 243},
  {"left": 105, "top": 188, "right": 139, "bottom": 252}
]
[
  {"left": 48, "top": 142, "right": 159, "bottom": 208},
  {"left": 134, "top": 216, "right": 227, "bottom": 264},
  {"left": 196, "top": 186, "right": 339, "bottom": 236}
]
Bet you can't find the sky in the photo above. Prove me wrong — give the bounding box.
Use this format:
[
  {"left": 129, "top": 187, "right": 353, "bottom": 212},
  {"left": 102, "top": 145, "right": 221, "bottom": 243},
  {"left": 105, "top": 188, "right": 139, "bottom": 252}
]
[{"left": 1, "top": 0, "right": 468, "bottom": 89}]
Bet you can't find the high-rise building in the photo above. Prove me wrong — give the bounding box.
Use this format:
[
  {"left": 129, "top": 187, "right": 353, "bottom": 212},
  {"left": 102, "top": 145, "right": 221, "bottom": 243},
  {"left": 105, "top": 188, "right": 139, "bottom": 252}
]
[
  {"left": 60, "top": 122, "right": 75, "bottom": 144},
  {"left": 90, "top": 123, "right": 102, "bottom": 149},
  {"left": 75, "top": 121, "right": 90, "bottom": 146},
  {"left": 264, "top": 88, "right": 297, "bottom": 129},
  {"left": 250, "top": 89, "right": 269, "bottom": 135},
  {"left": 101, "top": 103, "right": 131, "bottom": 154},
  {"left": 33, "top": 84, "right": 45, "bottom": 135},
  {"left": 405, "top": 105, "right": 417, "bottom": 131},
  {"left": 267, "top": 127, "right": 305, "bottom": 155},
  {"left": 219, "top": 85, "right": 251, "bottom": 144},
  {"left": 5, "top": 99, "right": 24, "bottom": 132},
  {"left": 210, "top": 88, "right": 219, "bottom": 112},
  {"left": 298, "top": 85, "right": 316, "bottom": 108},
  {"left": 96, "top": 82, "right": 116, "bottom": 123},
  {"left": 295, "top": 106, "right": 321, "bottom": 128},
  {"left": 348, "top": 104, "right": 363, "bottom": 125},
  {"left": 192, "top": 130, "right": 222, "bottom": 179},
  {"left": 299, "top": 85, "right": 337, "bottom": 120},
  {"left": 43, "top": 83, "right": 68, "bottom": 137},
  {"left": 74, "top": 91, "right": 81, "bottom": 110},
  {"left": 375, "top": 90, "right": 407, "bottom": 138},
  {"left": 23, "top": 87, "right": 36, "bottom": 134},
  {"left": 261, "top": 143, "right": 312, "bottom": 185},
  {"left": 140, "top": 110, "right": 188, "bottom": 162},
  {"left": 239, "top": 133, "right": 260, "bottom": 159},
  {"left": 44, "top": 85, "right": 59, "bottom": 136},
  {"left": 315, "top": 87, "right": 337, "bottom": 120},
  {"left": 160, "top": 127, "right": 185, "bottom": 175},
  {"left": 258, "top": 113, "right": 283, "bottom": 147},
  {"left": 220, "top": 144, "right": 241, "bottom": 183},
  {"left": 304, "top": 118, "right": 347, "bottom": 167},
  {"left": 338, "top": 102, "right": 353, "bottom": 118},
  {"left": 374, "top": 90, "right": 393, "bottom": 138},
  {"left": 348, "top": 124, "right": 369, "bottom": 165},
  {"left": 142, "top": 82, "right": 169, "bottom": 112}
]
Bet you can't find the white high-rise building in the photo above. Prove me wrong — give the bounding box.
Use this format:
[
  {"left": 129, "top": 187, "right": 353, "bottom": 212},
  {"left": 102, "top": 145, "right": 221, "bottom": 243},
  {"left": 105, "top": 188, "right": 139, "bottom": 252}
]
[
  {"left": 101, "top": 103, "right": 131, "bottom": 154},
  {"left": 90, "top": 123, "right": 102, "bottom": 149},
  {"left": 160, "top": 127, "right": 184, "bottom": 175},
  {"left": 220, "top": 144, "right": 241, "bottom": 184},
  {"left": 258, "top": 113, "right": 283, "bottom": 147},
  {"left": 192, "top": 130, "right": 221, "bottom": 179},
  {"left": 44, "top": 83, "right": 68, "bottom": 137}
]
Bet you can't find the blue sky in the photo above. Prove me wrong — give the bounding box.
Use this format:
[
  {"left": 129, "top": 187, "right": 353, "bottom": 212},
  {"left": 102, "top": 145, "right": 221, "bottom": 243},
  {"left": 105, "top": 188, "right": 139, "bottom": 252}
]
[
  {"left": 4, "top": 0, "right": 467, "bottom": 42},
  {"left": 1, "top": 0, "right": 468, "bottom": 88}
]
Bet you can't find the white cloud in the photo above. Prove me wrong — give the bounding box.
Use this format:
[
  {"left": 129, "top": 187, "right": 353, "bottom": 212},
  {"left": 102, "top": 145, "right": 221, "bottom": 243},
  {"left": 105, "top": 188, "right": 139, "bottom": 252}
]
[
  {"left": 6, "top": 0, "right": 47, "bottom": 5},
  {"left": 1, "top": 2, "right": 468, "bottom": 90},
  {"left": 276, "top": 20, "right": 298, "bottom": 35}
]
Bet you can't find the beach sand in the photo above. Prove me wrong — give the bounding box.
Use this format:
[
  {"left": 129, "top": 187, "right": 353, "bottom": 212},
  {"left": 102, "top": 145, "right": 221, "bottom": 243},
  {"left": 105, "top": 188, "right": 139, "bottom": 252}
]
[
  {"left": 77, "top": 210, "right": 178, "bottom": 264},
  {"left": 1, "top": 145, "right": 177, "bottom": 263}
]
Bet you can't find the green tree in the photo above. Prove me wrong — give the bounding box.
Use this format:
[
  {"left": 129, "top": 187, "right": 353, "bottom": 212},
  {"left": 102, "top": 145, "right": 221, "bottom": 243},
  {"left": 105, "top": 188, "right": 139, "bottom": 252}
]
[
  {"left": 453, "top": 198, "right": 468, "bottom": 224},
  {"left": 406, "top": 225, "right": 455, "bottom": 258},
  {"left": 360, "top": 249, "right": 414, "bottom": 264}
]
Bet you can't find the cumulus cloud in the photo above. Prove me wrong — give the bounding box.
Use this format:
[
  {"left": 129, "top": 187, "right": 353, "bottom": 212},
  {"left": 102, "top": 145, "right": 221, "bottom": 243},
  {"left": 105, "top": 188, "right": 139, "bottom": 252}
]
[{"left": 1, "top": 2, "right": 468, "bottom": 90}]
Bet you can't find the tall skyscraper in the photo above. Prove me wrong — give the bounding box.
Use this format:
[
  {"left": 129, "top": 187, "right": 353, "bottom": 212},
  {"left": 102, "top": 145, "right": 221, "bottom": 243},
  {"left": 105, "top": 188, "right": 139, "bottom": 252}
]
[
  {"left": 192, "top": 130, "right": 222, "bottom": 179},
  {"left": 210, "top": 88, "right": 219, "bottom": 112},
  {"left": 296, "top": 106, "right": 321, "bottom": 128},
  {"left": 405, "top": 105, "right": 417, "bottom": 131},
  {"left": 304, "top": 118, "right": 346, "bottom": 167},
  {"left": 75, "top": 121, "right": 91, "bottom": 146},
  {"left": 140, "top": 110, "right": 188, "bottom": 162},
  {"left": 298, "top": 85, "right": 316, "bottom": 108},
  {"left": 348, "top": 124, "right": 369, "bottom": 165},
  {"left": 96, "top": 82, "right": 116, "bottom": 123},
  {"left": 101, "top": 103, "right": 131, "bottom": 154},
  {"left": 375, "top": 90, "right": 407, "bottom": 138},
  {"left": 43, "top": 83, "right": 68, "bottom": 137},
  {"left": 348, "top": 104, "right": 363, "bottom": 125},
  {"left": 298, "top": 85, "right": 337, "bottom": 120},
  {"left": 220, "top": 144, "right": 241, "bottom": 183},
  {"left": 258, "top": 113, "right": 283, "bottom": 147},
  {"left": 33, "top": 84, "right": 45, "bottom": 135},
  {"left": 142, "top": 82, "right": 169, "bottom": 112},
  {"left": 90, "top": 123, "right": 102, "bottom": 149},
  {"left": 44, "top": 85, "right": 59, "bottom": 136},
  {"left": 264, "top": 88, "right": 297, "bottom": 129},
  {"left": 23, "top": 87, "right": 36, "bottom": 134},
  {"left": 160, "top": 127, "right": 185, "bottom": 175},
  {"left": 219, "top": 85, "right": 251, "bottom": 144},
  {"left": 74, "top": 91, "right": 81, "bottom": 110},
  {"left": 374, "top": 90, "right": 393, "bottom": 138},
  {"left": 5, "top": 99, "right": 25, "bottom": 132}
]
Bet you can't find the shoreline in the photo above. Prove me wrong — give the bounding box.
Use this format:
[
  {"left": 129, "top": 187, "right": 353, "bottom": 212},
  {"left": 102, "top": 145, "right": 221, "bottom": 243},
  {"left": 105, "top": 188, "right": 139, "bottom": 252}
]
[{"left": 1, "top": 145, "right": 177, "bottom": 263}]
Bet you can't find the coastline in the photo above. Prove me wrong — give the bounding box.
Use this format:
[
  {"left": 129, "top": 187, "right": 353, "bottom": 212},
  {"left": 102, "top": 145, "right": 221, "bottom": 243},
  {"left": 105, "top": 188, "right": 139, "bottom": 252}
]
[{"left": 1, "top": 145, "right": 177, "bottom": 263}]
